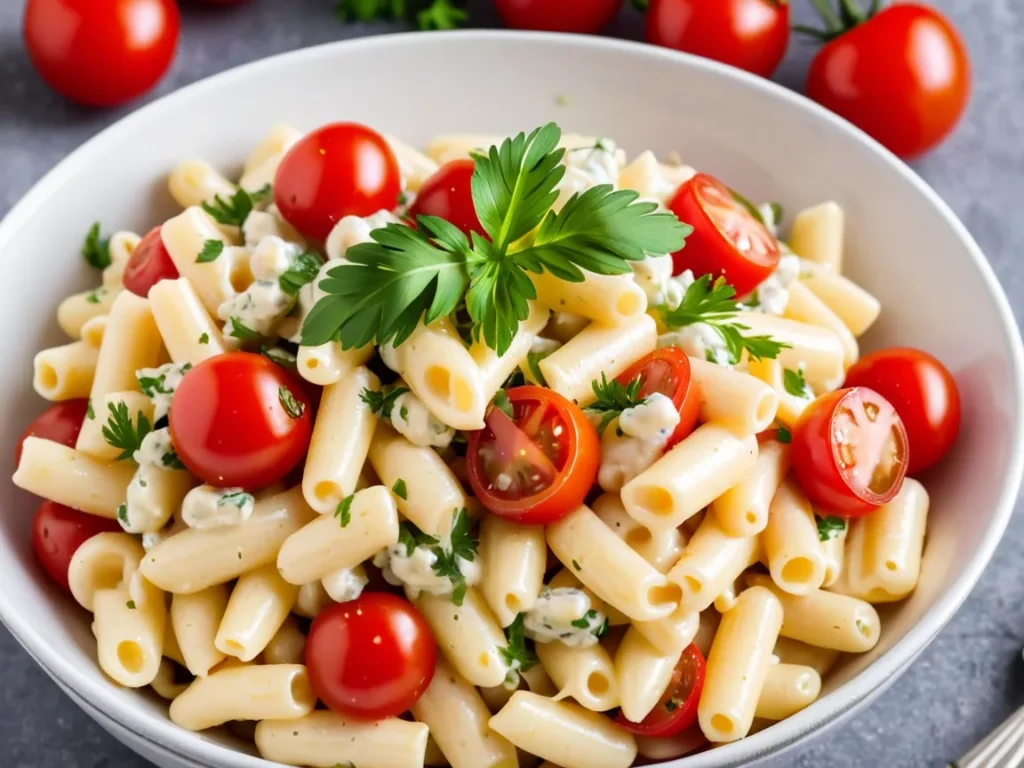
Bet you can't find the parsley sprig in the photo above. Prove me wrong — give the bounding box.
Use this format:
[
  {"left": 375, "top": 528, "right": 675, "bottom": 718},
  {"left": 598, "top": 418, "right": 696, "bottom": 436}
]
[
  {"left": 498, "top": 614, "right": 539, "bottom": 679},
  {"left": 334, "top": 0, "right": 468, "bottom": 30},
  {"left": 102, "top": 401, "right": 152, "bottom": 461},
  {"left": 659, "top": 274, "right": 790, "bottom": 364},
  {"left": 202, "top": 185, "right": 269, "bottom": 228},
  {"left": 301, "top": 123, "right": 691, "bottom": 356},
  {"left": 585, "top": 373, "right": 645, "bottom": 435},
  {"left": 82, "top": 223, "right": 111, "bottom": 270},
  {"left": 360, "top": 385, "right": 410, "bottom": 419},
  {"left": 783, "top": 367, "right": 813, "bottom": 399},
  {"left": 279, "top": 252, "right": 323, "bottom": 297},
  {"left": 396, "top": 509, "right": 477, "bottom": 606}
]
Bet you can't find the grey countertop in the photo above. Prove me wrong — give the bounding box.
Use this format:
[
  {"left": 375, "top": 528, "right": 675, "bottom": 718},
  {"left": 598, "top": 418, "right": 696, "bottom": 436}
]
[{"left": 1, "top": 1, "right": 1022, "bottom": 766}]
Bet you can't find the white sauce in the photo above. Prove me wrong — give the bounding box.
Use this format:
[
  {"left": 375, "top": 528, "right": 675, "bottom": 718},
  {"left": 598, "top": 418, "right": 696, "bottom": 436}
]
[
  {"left": 754, "top": 253, "right": 801, "bottom": 316},
  {"left": 133, "top": 427, "right": 176, "bottom": 469},
  {"left": 136, "top": 362, "right": 191, "bottom": 422},
  {"left": 181, "top": 485, "right": 254, "bottom": 530},
  {"left": 619, "top": 393, "right": 680, "bottom": 441},
  {"left": 658, "top": 323, "right": 732, "bottom": 367},
  {"left": 631, "top": 254, "right": 685, "bottom": 311},
  {"left": 217, "top": 280, "right": 294, "bottom": 338},
  {"left": 321, "top": 564, "right": 369, "bottom": 603},
  {"left": 248, "top": 234, "right": 302, "bottom": 280},
  {"left": 523, "top": 587, "right": 606, "bottom": 649},
  {"left": 373, "top": 541, "right": 481, "bottom": 600},
  {"left": 390, "top": 391, "right": 454, "bottom": 448},
  {"left": 598, "top": 417, "right": 671, "bottom": 493},
  {"left": 554, "top": 139, "right": 619, "bottom": 212}
]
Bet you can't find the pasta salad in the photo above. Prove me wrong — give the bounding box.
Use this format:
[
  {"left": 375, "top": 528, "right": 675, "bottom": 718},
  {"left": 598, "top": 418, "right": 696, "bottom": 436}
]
[{"left": 13, "top": 120, "right": 961, "bottom": 768}]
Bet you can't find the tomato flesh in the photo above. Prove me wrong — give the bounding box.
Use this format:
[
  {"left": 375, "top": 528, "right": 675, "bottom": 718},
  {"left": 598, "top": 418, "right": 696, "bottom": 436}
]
[
  {"left": 792, "top": 387, "right": 909, "bottom": 517},
  {"left": 16, "top": 399, "right": 89, "bottom": 468},
  {"left": 274, "top": 122, "right": 401, "bottom": 241},
  {"left": 668, "top": 173, "right": 780, "bottom": 297},
  {"left": 32, "top": 501, "right": 120, "bottom": 592},
  {"left": 306, "top": 593, "right": 436, "bottom": 720},
  {"left": 408, "top": 159, "right": 483, "bottom": 238},
  {"left": 616, "top": 643, "right": 706, "bottom": 737},
  {"left": 844, "top": 347, "right": 960, "bottom": 474},
  {"left": 169, "top": 352, "right": 312, "bottom": 488},
  {"left": 122, "top": 226, "right": 179, "bottom": 297},
  {"left": 466, "top": 386, "right": 599, "bottom": 524},
  {"left": 616, "top": 346, "right": 700, "bottom": 450}
]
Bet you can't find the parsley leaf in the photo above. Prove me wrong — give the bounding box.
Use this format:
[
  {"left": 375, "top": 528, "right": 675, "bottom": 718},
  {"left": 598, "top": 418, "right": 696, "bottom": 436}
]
[
  {"left": 492, "top": 389, "right": 514, "bottom": 419},
  {"left": 279, "top": 252, "right": 323, "bottom": 297},
  {"left": 416, "top": 0, "right": 467, "bottom": 29},
  {"left": 572, "top": 559, "right": 581, "bottom": 571},
  {"left": 198, "top": 332, "right": 210, "bottom": 345},
  {"left": 82, "top": 222, "right": 111, "bottom": 270},
  {"left": 86, "top": 401, "right": 95, "bottom": 420},
  {"left": 360, "top": 385, "right": 410, "bottom": 419},
  {"left": 126, "top": 600, "right": 137, "bottom": 610},
  {"left": 816, "top": 515, "right": 847, "bottom": 542},
  {"left": 278, "top": 386, "right": 305, "bottom": 419},
  {"left": 218, "top": 491, "right": 253, "bottom": 509},
  {"left": 392, "top": 478, "right": 408, "bottom": 500},
  {"left": 102, "top": 401, "right": 152, "bottom": 461},
  {"left": 228, "top": 317, "right": 261, "bottom": 341},
  {"left": 524, "top": 349, "right": 551, "bottom": 386},
  {"left": 196, "top": 239, "right": 224, "bottom": 263},
  {"left": 334, "top": 0, "right": 404, "bottom": 22},
  {"left": 659, "top": 274, "right": 790, "bottom": 364},
  {"left": 776, "top": 426, "right": 792, "bottom": 444},
  {"left": 202, "top": 188, "right": 262, "bottom": 227},
  {"left": 161, "top": 449, "right": 185, "bottom": 470},
  {"left": 117, "top": 503, "right": 128, "bottom": 525},
  {"left": 783, "top": 368, "right": 812, "bottom": 399},
  {"left": 261, "top": 345, "right": 297, "bottom": 370},
  {"left": 585, "top": 373, "right": 645, "bottom": 435},
  {"left": 335, "top": 494, "right": 354, "bottom": 528},
  {"left": 498, "top": 614, "right": 539, "bottom": 673},
  {"left": 85, "top": 287, "right": 106, "bottom": 305},
  {"left": 430, "top": 508, "right": 477, "bottom": 605}
]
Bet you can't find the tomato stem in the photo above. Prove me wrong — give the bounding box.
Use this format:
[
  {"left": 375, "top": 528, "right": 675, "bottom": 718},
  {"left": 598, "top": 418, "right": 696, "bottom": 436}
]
[
  {"left": 794, "top": 0, "right": 882, "bottom": 42},
  {"left": 630, "top": 0, "right": 649, "bottom": 11}
]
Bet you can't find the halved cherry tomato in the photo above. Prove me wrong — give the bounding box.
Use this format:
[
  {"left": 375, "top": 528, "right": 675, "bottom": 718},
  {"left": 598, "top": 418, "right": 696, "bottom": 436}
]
[
  {"left": 668, "top": 173, "right": 780, "bottom": 296},
  {"left": 466, "top": 386, "right": 599, "bottom": 524},
  {"left": 645, "top": 0, "right": 790, "bottom": 78},
  {"left": 494, "top": 0, "right": 621, "bottom": 33},
  {"left": 122, "top": 226, "right": 179, "bottom": 297},
  {"left": 844, "top": 347, "right": 960, "bottom": 474},
  {"left": 616, "top": 642, "right": 706, "bottom": 737},
  {"left": 274, "top": 123, "right": 401, "bottom": 241},
  {"left": 306, "top": 593, "right": 436, "bottom": 720},
  {"left": 16, "top": 399, "right": 89, "bottom": 468},
  {"left": 616, "top": 346, "right": 700, "bottom": 450},
  {"left": 32, "top": 501, "right": 120, "bottom": 592},
  {"left": 169, "top": 352, "right": 312, "bottom": 488},
  {"left": 791, "top": 387, "right": 908, "bottom": 517},
  {"left": 407, "top": 159, "right": 482, "bottom": 238},
  {"left": 23, "top": 0, "right": 180, "bottom": 107}
]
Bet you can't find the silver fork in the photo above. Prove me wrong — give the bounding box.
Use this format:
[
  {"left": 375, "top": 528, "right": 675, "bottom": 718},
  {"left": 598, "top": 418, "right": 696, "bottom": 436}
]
[{"left": 951, "top": 705, "right": 1024, "bottom": 767}]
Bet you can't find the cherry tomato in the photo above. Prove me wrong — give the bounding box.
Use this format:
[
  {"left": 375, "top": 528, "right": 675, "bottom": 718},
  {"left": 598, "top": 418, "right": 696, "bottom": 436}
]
[
  {"left": 844, "top": 347, "right": 960, "bottom": 474},
  {"left": 791, "top": 387, "right": 908, "bottom": 517},
  {"left": 274, "top": 123, "right": 401, "bottom": 241},
  {"left": 32, "top": 501, "right": 120, "bottom": 592},
  {"left": 169, "top": 352, "right": 312, "bottom": 488},
  {"left": 616, "top": 643, "right": 705, "bottom": 737},
  {"left": 408, "top": 159, "right": 482, "bottom": 238},
  {"left": 466, "top": 386, "right": 599, "bottom": 525},
  {"left": 306, "top": 593, "right": 436, "bottom": 720},
  {"left": 616, "top": 347, "right": 700, "bottom": 450},
  {"left": 23, "top": 0, "right": 179, "bottom": 108},
  {"left": 15, "top": 400, "right": 89, "bottom": 468},
  {"left": 122, "top": 227, "right": 179, "bottom": 297},
  {"left": 645, "top": 0, "right": 790, "bottom": 78},
  {"left": 494, "top": 0, "right": 621, "bottom": 33},
  {"left": 668, "top": 173, "right": 780, "bottom": 297},
  {"left": 805, "top": 3, "right": 970, "bottom": 159}
]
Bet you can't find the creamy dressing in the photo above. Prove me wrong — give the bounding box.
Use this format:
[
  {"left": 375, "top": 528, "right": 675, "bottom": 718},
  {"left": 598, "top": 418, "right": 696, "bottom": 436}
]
[
  {"left": 373, "top": 544, "right": 481, "bottom": 600},
  {"left": 181, "top": 485, "right": 254, "bottom": 530},
  {"left": 321, "top": 564, "right": 369, "bottom": 603},
  {"left": 218, "top": 280, "right": 293, "bottom": 337},
  {"left": 523, "top": 587, "right": 606, "bottom": 648},
  {"left": 133, "top": 428, "right": 177, "bottom": 469},
  {"left": 390, "top": 391, "right": 454, "bottom": 448},
  {"left": 136, "top": 362, "right": 192, "bottom": 421},
  {"left": 249, "top": 234, "right": 302, "bottom": 280},
  {"left": 598, "top": 407, "right": 676, "bottom": 493},
  {"left": 631, "top": 253, "right": 686, "bottom": 310},
  {"left": 554, "top": 139, "right": 620, "bottom": 212},
  {"left": 754, "top": 253, "right": 801, "bottom": 316},
  {"left": 658, "top": 323, "right": 732, "bottom": 367},
  {"left": 619, "top": 392, "right": 680, "bottom": 441}
]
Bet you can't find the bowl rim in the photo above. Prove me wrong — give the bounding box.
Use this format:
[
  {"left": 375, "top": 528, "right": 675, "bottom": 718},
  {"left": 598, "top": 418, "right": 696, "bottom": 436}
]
[{"left": 2, "top": 28, "right": 1022, "bottom": 768}]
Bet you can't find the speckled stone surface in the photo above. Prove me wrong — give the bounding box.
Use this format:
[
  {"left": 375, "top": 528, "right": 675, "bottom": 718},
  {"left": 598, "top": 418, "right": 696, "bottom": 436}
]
[{"left": 0, "top": 1, "right": 1021, "bottom": 766}]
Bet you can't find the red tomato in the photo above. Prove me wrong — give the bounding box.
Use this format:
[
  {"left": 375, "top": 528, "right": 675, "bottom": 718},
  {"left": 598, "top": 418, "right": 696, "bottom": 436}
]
[
  {"left": 466, "top": 386, "right": 599, "bottom": 525},
  {"left": 791, "top": 387, "right": 909, "bottom": 517},
  {"left": 15, "top": 400, "right": 89, "bottom": 468},
  {"left": 274, "top": 123, "right": 401, "bottom": 241},
  {"left": 408, "top": 159, "right": 482, "bottom": 238},
  {"left": 122, "top": 227, "right": 179, "bottom": 297},
  {"left": 32, "top": 501, "right": 120, "bottom": 592},
  {"left": 805, "top": 3, "right": 970, "bottom": 159},
  {"left": 645, "top": 0, "right": 790, "bottom": 78},
  {"left": 616, "top": 643, "right": 706, "bottom": 737},
  {"left": 668, "top": 173, "right": 780, "bottom": 297},
  {"left": 494, "top": 0, "right": 621, "bottom": 33},
  {"left": 306, "top": 593, "right": 436, "bottom": 720},
  {"left": 616, "top": 347, "right": 700, "bottom": 450},
  {"left": 23, "top": 0, "right": 179, "bottom": 107},
  {"left": 844, "top": 347, "right": 960, "bottom": 474},
  {"left": 169, "top": 352, "right": 312, "bottom": 488}
]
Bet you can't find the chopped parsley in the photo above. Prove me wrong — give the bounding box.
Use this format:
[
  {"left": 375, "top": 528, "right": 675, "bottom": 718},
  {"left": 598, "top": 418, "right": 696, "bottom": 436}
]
[
  {"left": 278, "top": 386, "right": 305, "bottom": 419},
  {"left": 82, "top": 222, "right": 111, "bottom": 270},
  {"left": 102, "top": 401, "right": 152, "bottom": 461},
  {"left": 572, "top": 559, "right": 582, "bottom": 571},
  {"left": 126, "top": 600, "right": 137, "bottom": 610},
  {"left": 360, "top": 385, "right": 410, "bottom": 419},
  {"left": 816, "top": 515, "right": 847, "bottom": 542},
  {"left": 196, "top": 239, "right": 224, "bottom": 264},
  {"left": 492, "top": 389, "right": 514, "bottom": 419},
  {"left": 783, "top": 367, "right": 812, "bottom": 399},
  {"left": 335, "top": 494, "right": 354, "bottom": 528},
  {"left": 198, "top": 332, "right": 210, "bottom": 345},
  {"left": 85, "top": 287, "right": 106, "bottom": 304},
  {"left": 279, "top": 252, "right": 323, "bottom": 297},
  {"left": 397, "top": 509, "right": 478, "bottom": 606},
  {"left": 585, "top": 373, "right": 645, "bottom": 435},
  {"left": 86, "top": 400, "right": 95, "bottom": 420},
  {"left": 137, "top": 363, "right": 191, "bottom": 399},
  {"left": 117, "top": 503, "right": 128, "bottom": 525},
  {"left": 570, "top": 609, "right": 601, "bottom": 629},
  {"left": 392, "top": 478, "right": 408, "bottom": 500},
  {"left": 776, "top": 426, "right": 792, "bottom": 444},
  {"left": 228, "top": 317, "right": 260, "bottom": 341},
  {"left": 498, "top": 614, "right": 539, "bottom": 675},
  {"left": 202, "top": 186, "right": 267, "bottom": 228},
  {"left": 218, "top": 491, "right": 253, "bottom": 509}
]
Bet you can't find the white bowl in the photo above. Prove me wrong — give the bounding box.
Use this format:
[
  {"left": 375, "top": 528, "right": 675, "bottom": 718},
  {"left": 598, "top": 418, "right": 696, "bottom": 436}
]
[{"left": 1, "top": 30, "right": 1021, "bottom": 768}]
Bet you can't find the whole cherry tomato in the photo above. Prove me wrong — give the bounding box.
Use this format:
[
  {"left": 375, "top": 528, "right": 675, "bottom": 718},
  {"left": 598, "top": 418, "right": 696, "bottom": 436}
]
[
  {"left": 804, "top": 2, "right": 970, "bottom": 158},
  {"left": 169, "top": 352, "right": 312, "bottom": 488},
  {"left": 305, "top": 593, "right": 436, "bottom": 720},
  {"left": 791, "top": 387, "right": 908, "bottom": 517},
  {"left": 274, "top": 123, "right": 401, "bottom": 241},
  {"left": 466, "top": 386, "right": 600, "bottom": 525},
  {"left": 668, "top": 173, "right": 780, "bottom": 297},
  {"left": 16, "top": 400, "right": 89, "bottom": 468},
  {"left": 645, "top": 0, "right": 790, "bottom": 78},
  {"left": 32, "top": 501, "right": 120, "bottom": 591},
  {"left": 408, "top": 159, "right": 483, "bottom": 238},
  {"left": 616, "top": 346, "right": 700, "bottom": 450},
  {"left": 844, "top": 347, "right": 960, "bottom": 474},
  {"left": 494, "top": 0, "right": 621, "bottom": 33},
  {"left": 23, "top": 0, "right": 180, "bottom": 107},
  {"left": 616, "top": 643, "right": 706, "bottom": 737},
  {"left": 122, "top": 227, "right": 179, "bottom": 297}
]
